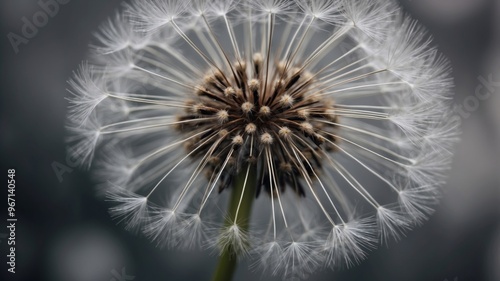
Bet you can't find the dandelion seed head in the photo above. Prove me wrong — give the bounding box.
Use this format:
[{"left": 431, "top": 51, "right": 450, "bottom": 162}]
[
  {"left": 279, "top": 127, "right": 292, "bottom": 139},
  {"left": 216, "top": 110, "right": 229, "bottom": 123},
  {"left": 224, "top": 86, "right": 236, "bottom": 97},
  {"left": 260, "top": 133, "right": 274, "bottom": 145},
  {"left": 67, "top": 0, "right": 460, "bottom": 278},
  {"left": 259, "top": 106, "right": 271, "bottom": 116},
  {"left": 279, "top": 94, "right": 295, "bottom": 107},
  {"left": 232, "top": 135, "right": 244, "bottom": 146},
  {"left": 241, "top": 102, "right": 254, "bottom": 114},
  {"left": 245, "top": 123, "right": 257, "bottom": 134}
]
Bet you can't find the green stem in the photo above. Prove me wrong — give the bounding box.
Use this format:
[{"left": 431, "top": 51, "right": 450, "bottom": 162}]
[
  {"left": 210, "top": 164, "right": 257, "bottom": 281},
  {"left": 210, "top": 246, "right": 238, "bottom": 281}
]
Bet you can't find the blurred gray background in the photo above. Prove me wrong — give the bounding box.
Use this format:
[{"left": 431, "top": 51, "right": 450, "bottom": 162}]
[{"left": 1, "top": 0, "right": 499, "bottom": 281}]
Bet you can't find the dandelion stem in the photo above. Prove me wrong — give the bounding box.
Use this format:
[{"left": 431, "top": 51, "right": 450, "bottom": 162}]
[{"left": 211, "top": 164, "right": 257, "bottom": 281}]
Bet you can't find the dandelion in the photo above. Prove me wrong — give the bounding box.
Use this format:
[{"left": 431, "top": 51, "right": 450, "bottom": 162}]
[{"left": 67, "top": 0, "right": 460, "bottom": 280}]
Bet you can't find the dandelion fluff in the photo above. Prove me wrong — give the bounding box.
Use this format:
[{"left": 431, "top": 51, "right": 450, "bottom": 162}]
[{"left": 67, "top": 0, "right": 460, "bottom": 279}]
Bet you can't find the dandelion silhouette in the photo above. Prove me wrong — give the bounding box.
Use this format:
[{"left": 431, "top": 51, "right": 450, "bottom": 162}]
[{"left": 67, "top": 0, "right": 460, "bottom": 280}]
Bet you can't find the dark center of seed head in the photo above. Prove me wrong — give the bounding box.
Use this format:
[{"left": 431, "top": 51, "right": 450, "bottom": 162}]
[{"left": 175, "top": 53, "right": 339, "bottom": 197}]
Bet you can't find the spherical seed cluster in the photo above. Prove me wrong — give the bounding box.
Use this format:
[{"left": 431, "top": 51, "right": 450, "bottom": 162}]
[
  {"left": 177, "top": 57, "right": 339, "bottom": 196},
  {"left": 66, "top": 0, "right": 460, "bottom": 279}
]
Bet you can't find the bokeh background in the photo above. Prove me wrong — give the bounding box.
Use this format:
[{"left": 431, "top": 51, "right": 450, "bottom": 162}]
[{"left": 1, "top": 0, "right": 499, "bottom": 281}]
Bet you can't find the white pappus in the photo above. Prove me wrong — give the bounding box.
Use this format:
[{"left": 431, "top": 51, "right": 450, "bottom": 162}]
[{"left": 66, "top": 0, "right": 460, "bottom": 279}]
